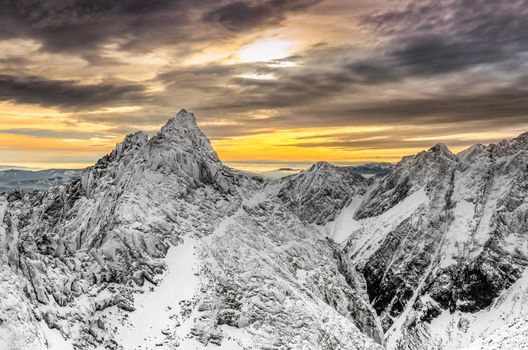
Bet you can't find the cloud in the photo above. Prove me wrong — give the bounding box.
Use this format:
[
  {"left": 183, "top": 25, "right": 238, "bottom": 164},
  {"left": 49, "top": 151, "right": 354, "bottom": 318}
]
[
  {"left": 0, "top": 128, "right": 114, "bottom": 139},
  {"left": 286, "top": 117, "right": 528, "bottom": 151},
  {"left": 342, "top": 77, "right": 528, "bottom": 124},
  {"left": 0, "top": 0, "right": 190, "bottom": 52},
  {"left": 142, "top": 36, "right": 528, "bottom": 139},
  {"left": 360, "top": 0, "right": 528, "bottom": 77},
  {"left": 0, "top": 74, "right": 148, "bottom": 108},
  {"left": 0, "top": 0, "right": 321, "bottom": 56},
  {"left": 0, "top": 164, "right": 34, "bottom": 171},
  {"left": 203, "top": 0, "right": 320, "bottom": 31},
  {"left": 289, "top": 139, "right": 468, "bottom": 150}
]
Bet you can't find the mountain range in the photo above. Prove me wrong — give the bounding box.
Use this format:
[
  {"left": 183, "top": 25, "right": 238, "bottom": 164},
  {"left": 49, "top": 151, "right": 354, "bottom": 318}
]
[
  {"left": 0, "top": 110, "right": 526, "bottom": 350},
  {"left": 0, "top": 169, "right": 83, "bottom": 192},
  {"left": 0, "top": 163, "right": 391, "bottom": 192}
]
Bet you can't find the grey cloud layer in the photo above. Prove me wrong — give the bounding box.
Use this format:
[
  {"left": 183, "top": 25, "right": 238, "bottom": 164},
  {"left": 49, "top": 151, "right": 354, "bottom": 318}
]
[
  {"left": 203, "top": 0, "right": 321, "bottom": 30},
  {"left": 0, "top": 74, "right": 148, "bottom": 108},
  {"left": 0, "top": 0, "right": 319, "bottom": 53},
  {"left": 1, "top": 0, "right": 528, "bottom": 150},
  {"left": 359, "top": 0, "right": 528, "bottom": 78}
]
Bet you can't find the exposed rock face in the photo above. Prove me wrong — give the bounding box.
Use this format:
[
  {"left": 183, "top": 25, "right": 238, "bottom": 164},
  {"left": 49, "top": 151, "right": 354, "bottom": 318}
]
[
  {"left": 198, "top": 195, "right": 383, "bottom": 348},
  {"left": 341, "top": 133, "right": 528, "bottom": 349},
  {"left": 277, "top": 161, "right": 371, "bottom": 225}
]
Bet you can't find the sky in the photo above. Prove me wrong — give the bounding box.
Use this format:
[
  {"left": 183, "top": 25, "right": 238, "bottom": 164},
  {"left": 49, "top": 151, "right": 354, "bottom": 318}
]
[{"left": 0, "top": 0, "right": 527, "bottom": 172}]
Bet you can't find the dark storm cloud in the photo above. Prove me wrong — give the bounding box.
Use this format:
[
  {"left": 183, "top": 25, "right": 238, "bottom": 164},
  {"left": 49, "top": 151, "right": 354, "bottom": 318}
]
[
  {"left": 365, "top": 0, "right": 528, "bottom": 42},
  {"left": 0, "top": 0, "right": 321, "bottom": 54},
  {"left": 283, "top": 77, "right": 528, "bottom": 129},
  {"left": 345, "top": 82, "right": 528, "bottom": 124},
  {"left": 388, "top": 35, "right": 508, "bottom": 76},
  {"left": 0, "top": 74, "right": 148, "bottom": 108},
  {"left": 188, "top": 0, "right": 528, "bottom": 113},
  {"left": 0, "top": 0, "right": 187, "bottom": 52},
  {"left": 359, "top": 0, "right": 528, "bottom": 79},
  {"left": 203, "top": 0, "right": 321, "bottom": 31},
  {"left": 202, "top": 0, "right": 528, "bottom": 133}
]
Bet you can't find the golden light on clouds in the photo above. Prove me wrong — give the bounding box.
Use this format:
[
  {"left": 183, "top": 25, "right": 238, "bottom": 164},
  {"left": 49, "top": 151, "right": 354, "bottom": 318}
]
[{"left": 214, "top": 126, "right": 414, "bottom": 166}]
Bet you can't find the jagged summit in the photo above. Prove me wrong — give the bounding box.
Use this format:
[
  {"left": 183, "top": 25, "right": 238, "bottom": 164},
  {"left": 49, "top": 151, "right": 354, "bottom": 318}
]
[
  {"left": 428, "top": 143, "right": 450, "bottom": 153},
  {"left": 277, "top": 160, "right": 370, "bottom": 225},
  {"left": 516, "top": 131, "right": 528, "bottom": 140},
  {"left": 308, "top": 161, "right": 335, "bottom": 171},
  {"left": 458, "top": 143, "right": 485, "bottom": 162},
  {"left": 427, "top": 143, "right": 457, "bottom": 161},
  {"left": 163, "top": 109, "right": 198, "bottom": 130},
  {"left": 81, "top": 110, "right": 232, "bottom": 198},
  {"left": 152, "top": 109, "right": 220, "bottom": 163},
  {"left": 506, "top": 130, "right": 528, "bottom": 150}
]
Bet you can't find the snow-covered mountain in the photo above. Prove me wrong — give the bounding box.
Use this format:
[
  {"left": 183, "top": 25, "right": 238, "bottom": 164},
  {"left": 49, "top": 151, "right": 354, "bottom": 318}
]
[
  {"left": 338, "top": 135, "right": 528, "bottom": 349},
  {"left": 0, "top": 169, "right": 82, "bottom": 191},
  {"left": 0, "top": 110, "right": 382, "bottom": 350},
  {"left": 257, "top": 162, "right": 393, "bottom": 179},
  {"left": 276, "top": 161, "right": 372, "bottom": 225},
  {"left": 1, "top": 109, "right": 527, "bottom": 350}
]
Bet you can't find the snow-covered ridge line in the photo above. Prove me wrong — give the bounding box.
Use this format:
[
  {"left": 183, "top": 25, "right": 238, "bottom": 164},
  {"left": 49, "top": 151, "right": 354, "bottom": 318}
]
[{"left": 1, "top": 109, "right": 527, "bottom": 350}]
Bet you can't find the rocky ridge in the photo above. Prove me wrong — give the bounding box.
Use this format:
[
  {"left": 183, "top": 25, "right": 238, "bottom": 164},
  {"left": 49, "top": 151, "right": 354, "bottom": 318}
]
[{"left": 0, "top": 110, "right": 382, "bottom": 350}]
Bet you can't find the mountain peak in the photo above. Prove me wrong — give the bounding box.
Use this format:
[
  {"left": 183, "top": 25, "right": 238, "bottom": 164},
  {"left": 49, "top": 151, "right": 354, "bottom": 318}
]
[
  {"left": 309, "top": 161, "right": 335, "bottom": 171},
  {"left": 428, "top": 143, "right": 451, "bottom": 154},
  {"left": 154, "top": 110, "right": 220, "bottom": 163},
  {"left": 164, "top": 109, "right": 198, "bottom": 129},
  {"left": 514, "top": 131, "right": 528, "bottom": 142},
  {"left": 458, "top": 143, "right": 485, "bottom": 162}
]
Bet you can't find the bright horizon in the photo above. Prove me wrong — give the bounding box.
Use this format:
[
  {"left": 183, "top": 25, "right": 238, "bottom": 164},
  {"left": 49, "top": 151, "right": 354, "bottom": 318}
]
[{"left": 0, "top": 113, "right": 521, "bottom": 174}]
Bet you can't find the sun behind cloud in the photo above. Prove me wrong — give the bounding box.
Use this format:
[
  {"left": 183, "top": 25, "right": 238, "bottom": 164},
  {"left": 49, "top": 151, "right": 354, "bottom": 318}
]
[{"left": 237, "top": 39, "right": 294, "bottom": 63}]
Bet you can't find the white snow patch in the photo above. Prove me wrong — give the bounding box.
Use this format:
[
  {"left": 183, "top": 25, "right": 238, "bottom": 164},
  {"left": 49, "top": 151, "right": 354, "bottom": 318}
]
[
  {"left": 40, "top": 321, "right": 74, "bottom": 350},
  {"left": 110, "top": 238, "right": 199, "bottom": 349},
  {"left": 438, "top": 198, "right": 475, "bottom": 268},
  {"left": 326, "top": 195, "right": 365, "bottom": 243},
  {"left": 470, "top": 174, "right": 510, "bottom": 258},
  {"left": 344, "top": 187, "right": 429, "bottom": 262}
]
